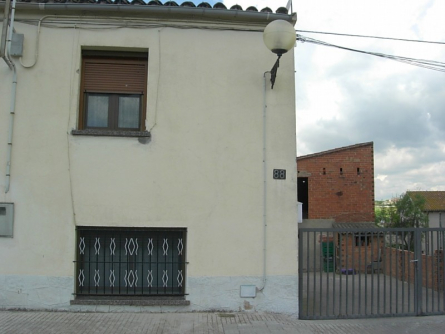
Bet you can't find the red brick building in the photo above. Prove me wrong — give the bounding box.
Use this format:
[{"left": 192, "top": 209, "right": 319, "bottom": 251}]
[{"left": 297, "top": 142, "right": 375, "bottom": 223}]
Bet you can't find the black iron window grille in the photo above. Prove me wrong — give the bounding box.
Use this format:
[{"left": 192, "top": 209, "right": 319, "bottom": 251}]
[{"left": 75, "top": 227, "right": 186, "bottom": 296}]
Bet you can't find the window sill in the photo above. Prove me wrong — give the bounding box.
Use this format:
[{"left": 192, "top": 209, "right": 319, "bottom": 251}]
[
  {"left": 71, "top": 296, "right": 190, "bottom": 306},
  {"left": 71, "top": 129, "right": 151, "bottom": 138}
]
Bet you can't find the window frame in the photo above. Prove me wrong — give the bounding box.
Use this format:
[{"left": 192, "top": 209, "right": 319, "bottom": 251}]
[
  {"left": 83, "top": 93, "right": 143, "bottom": 130},
  {"left": 78, "top": 51, "right": 148, "bottom": 133}
]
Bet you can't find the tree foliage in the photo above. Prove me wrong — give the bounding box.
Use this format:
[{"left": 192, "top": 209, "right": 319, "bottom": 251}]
[
  {"left": 392, "top": 192, "right": 429, "bottom": 229},
  {"left": 375, "top": 204, "right": 397, "bottom": 227},
  {"left": 376, "top": 192, "right": 429, "bottom": 251}
]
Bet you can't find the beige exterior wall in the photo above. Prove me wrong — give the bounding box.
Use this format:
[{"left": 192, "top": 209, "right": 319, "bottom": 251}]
[{"left": 0, "top": 11, "right": 297, "bottom": 312}]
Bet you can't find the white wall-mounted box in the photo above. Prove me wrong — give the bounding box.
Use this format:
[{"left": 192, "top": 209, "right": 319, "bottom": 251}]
[
  {"left": 298, "top": 202, "right": 303, "bottom": 223},
  {"left": 0, "top": 203, "right": 14, "bottom": 237},
  {"left": 240, "top": 285, "right": 256, "bottom": 298}
]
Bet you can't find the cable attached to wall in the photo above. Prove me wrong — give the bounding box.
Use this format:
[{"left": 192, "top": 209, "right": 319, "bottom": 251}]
[
  {"left": 66, "top": 26, "right": 80, "bottom": 227},
  {"left": 148, "top": 28, "right": 163, "bottom": 133},
  {"left": 4, "top": 0, "right": 18, "bottom": 195},
  {"left": 18, "top": 15, "right": 49, "bottom": 68},
  {"left": 258, "top": 71, "right": 270, "bottom": 292}
]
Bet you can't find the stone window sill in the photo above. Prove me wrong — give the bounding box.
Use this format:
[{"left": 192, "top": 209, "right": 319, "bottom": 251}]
[
  {"left": 71, "top": 129, "right": 151, "bottom": 138},
  {"left": 71, "top": 296, "right": 190, "bottom": 306}
]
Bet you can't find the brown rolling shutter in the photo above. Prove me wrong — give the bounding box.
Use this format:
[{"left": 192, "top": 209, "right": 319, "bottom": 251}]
[{"left": 82, "top": 58, "right": 147, "bottom": 94}]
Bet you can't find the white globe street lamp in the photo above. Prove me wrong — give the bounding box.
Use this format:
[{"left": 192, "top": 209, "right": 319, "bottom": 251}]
[{"left": 263, "top": 20, "right": 296, "bottom": 88}]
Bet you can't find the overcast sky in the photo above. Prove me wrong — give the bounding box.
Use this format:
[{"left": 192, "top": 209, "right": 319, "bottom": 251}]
[{"left": 209, "top": 1, "right": 445, "bottom": 200}]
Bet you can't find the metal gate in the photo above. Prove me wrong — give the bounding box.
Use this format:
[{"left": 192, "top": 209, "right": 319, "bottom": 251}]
[{"left": 298, "top": 227, "right": 445, "bottom": 319}]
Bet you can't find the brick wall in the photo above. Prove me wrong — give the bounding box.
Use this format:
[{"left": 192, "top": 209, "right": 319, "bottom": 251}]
[
  {"left": 297, "top": 142, "right": 375, "bottom": 222},
  {"left": 335, "top": 233, "right": 383, "bottom": 272},
  {"left": 384, "top": 248, "right": 444, "bottom": 291}
]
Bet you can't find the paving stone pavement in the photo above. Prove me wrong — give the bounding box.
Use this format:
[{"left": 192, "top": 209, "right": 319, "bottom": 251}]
[{"left": 1, "top": 311, "right": 445, "bottom": 334}]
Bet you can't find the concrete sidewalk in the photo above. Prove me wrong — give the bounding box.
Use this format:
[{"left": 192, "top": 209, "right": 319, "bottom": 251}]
[{"left": 1, "top": 311, "right": 445, "bottom": 334}]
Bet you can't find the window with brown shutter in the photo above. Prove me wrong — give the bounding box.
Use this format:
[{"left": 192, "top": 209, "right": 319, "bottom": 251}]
[{"left": 77, "top": 51, "right": 148, "bottom": 133}]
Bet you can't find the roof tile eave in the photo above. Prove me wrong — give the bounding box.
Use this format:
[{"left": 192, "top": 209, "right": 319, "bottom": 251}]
[
  {"left": 10, "top": 0, "right": 295, "bottom": 16},
  {"left": 297, "top": 141, "right": 374, "bottom": 161}
]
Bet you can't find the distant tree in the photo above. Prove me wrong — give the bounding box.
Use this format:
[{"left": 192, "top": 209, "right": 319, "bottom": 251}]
[
  {"left": 375, "top": 204, "right": 397, "bottom": 227},
  {"left": 393, "top": 192, "right": 429, "bottom": 228},
  {"left": 387, "top": 192, "right": 429, "bottom": 251}
]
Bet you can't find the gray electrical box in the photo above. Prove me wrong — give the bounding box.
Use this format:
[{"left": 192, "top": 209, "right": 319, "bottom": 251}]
[
  {"left": 0, "top": 203, "right": 14, "bottom": 237},
  {"left": 10, "top": 33, "right": 24, "bottom": 57}
]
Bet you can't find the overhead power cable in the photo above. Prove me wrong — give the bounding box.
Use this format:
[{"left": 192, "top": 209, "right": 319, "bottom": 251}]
[
  {"left": 297, "top": 34, "right": 445, "bottom": 73},
  {"left": 296, "top": 29, "right": 445, "bottom": 45}
]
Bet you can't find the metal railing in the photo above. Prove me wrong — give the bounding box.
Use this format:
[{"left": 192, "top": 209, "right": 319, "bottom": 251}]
[{"left": 299, "top": 227, "right": 445, "bottom": 319}]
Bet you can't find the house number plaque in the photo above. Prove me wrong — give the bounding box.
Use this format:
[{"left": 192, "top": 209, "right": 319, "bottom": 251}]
[{"left": 273, "top": 169, "right": 286, "bottom": 180}]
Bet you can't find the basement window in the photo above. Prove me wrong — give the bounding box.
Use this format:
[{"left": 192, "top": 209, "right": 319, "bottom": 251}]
[{"left": 75, "top": 227, "right": 186, "bottom": 297}]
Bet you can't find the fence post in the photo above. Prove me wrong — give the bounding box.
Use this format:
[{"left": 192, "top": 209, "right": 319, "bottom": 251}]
[
  {"left": 298, "top": 230, "right": 303, "bottom": 318},
  {"left": 414, "top": 228, "right": 423, "bottom": 315}
]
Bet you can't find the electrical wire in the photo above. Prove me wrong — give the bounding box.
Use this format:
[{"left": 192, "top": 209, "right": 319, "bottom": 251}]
[
  {"left": 15, "top": 16, "right": 445, "bottom": 73},
  {"left": 297, "top": 34, "right": 445, "bottom": 73},
  {"left": 16, "top": 17, "right": 265, "bottom": 32},
  {"left": 296, "top": 29, "right": 445, "bottom": 45},
  {"left": 14, "top": 16, "right": 263, "bottom": 69},
  {"left": 66, "top": 26, "right": 79, "bottom": 227},
  {"left": 148, "top": 28, "right": 163, "bottom": 133}
]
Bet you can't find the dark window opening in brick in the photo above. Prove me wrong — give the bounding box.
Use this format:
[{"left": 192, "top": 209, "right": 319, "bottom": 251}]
[
  {"left": 322, "top": 168, "right": 326, "bottom": 175},
  {"left": 357, "top": 167, "right": 361, "bottom": 175},
  {"left": 75, "top": 227, "right": 186, "bottom": 296},
  {"left": 340, "top": 168, "right": 343, "bottom": 175},
  {"left": 78, "top": 51, "right": 148, "bottom": 132},
  {"left": 355, "top": 234, "right": 370, "bottom": 246}
]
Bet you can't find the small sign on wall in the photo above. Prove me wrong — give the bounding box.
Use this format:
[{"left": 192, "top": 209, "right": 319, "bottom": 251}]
[{"left": 273, "top": 169, "right": 286, "bottom": 179}]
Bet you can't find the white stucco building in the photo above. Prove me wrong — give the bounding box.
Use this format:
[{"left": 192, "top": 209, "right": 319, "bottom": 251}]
[{"left": 0, "top": 1, "right": 298, "bottom": 314}]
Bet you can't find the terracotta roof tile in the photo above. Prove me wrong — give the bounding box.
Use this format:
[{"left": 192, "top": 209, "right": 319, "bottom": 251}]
[
  {"left": 213, "top": 2, "right": 226, "bottom": 9},
  {"left": 197, "top": 2, "right": 211, "bottom": 8},
  {"left": 12, "top": 0, "right": 292, "bottom": 14},
  {"left": 246, "top": 6, "right": 258, "bottom": 12},
  {"left": 276, "top": 7, "right": 289, "bottom": 14},
  {"left": 407, "top": 191, "right": 445, "bottom": 211},
  {"left": 181, "top": 1, "right": 195, "bottom": 7},
  {"left": 229, "top": 4, "right": 243, "bottom": 10},
  {"left": 164, "top": 1, "right": 179, "bottom": 6},
  {"left": 260, "top": 7, "right": 273, "bottom": 13}
]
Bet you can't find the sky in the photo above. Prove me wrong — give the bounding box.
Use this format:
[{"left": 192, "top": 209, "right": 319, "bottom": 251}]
[{"left": 199, "top": 1, "right": 445, "bottom": 200}]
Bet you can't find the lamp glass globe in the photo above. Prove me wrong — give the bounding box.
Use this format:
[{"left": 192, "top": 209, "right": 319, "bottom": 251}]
[{"left": 263, "top": 20, "right": 296, "bottom": 55}]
